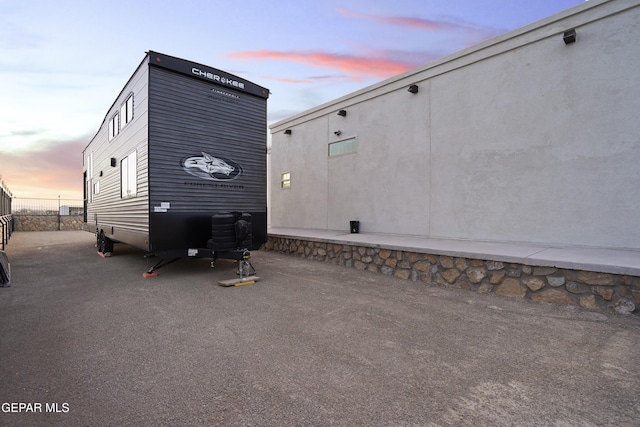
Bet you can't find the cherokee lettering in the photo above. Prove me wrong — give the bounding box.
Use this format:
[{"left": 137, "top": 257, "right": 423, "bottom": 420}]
[{"left": 191, "top": 68, "right": 245, "bottom": 89}]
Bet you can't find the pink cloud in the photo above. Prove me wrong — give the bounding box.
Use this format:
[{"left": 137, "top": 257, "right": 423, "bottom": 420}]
[
  {"left": 260, "top": 76, "right": 314, "bottom": 84},
  {"left": 336, "top": 8, "right": 503, "bottom": 45},
  {"left": 259, "top": 74, "right": 352, "bottom": 84},
  {"left": 227, "top": 50, "right": 414, "bottom": 81},
  {"left": 308, "top": 74, "right": 349, "bottom": 81},
  {"left": 337, "top": 7, "right": 459, "bottom": 32}
]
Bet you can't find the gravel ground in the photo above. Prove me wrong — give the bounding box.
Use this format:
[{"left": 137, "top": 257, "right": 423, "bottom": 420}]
[{"left": 1, "top": 231, "right": 639, "bottom": 426}]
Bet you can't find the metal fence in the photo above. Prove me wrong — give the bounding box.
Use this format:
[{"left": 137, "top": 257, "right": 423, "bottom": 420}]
[
  {"left": 1, "top": 182, "right": 13, "bottom": 250},
  {"left": 11, "top": 198, "right": 84, "bottom": 216},
  {"left": 0, "top": 193, "right": 86, "bottom": 240},
  {"left": 10, "top": 198, "right": 85, "bottom": 233},
  {"left": 0, "top": 181, "right": 11, "bottom": 217}
]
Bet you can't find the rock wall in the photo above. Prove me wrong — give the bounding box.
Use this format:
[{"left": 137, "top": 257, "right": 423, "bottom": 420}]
[
  {"left": 263, "top": 237, "right": 639, "bottom": 315},
  {"left": 13, "top": 216, "right": 86, "bottom": 232}
]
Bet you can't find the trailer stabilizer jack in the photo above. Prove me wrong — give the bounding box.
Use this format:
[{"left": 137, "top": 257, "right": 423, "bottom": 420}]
[
  {"left": 217, "top": 251, "right": 259, "bottom": 287},
  {"left": 143, "top": 258, "right": 179, "bottom": 278}
]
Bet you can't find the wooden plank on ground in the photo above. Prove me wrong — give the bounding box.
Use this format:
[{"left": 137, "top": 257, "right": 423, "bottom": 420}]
[{"left": 218, "top": 275, "right": 260, "bottom": 287}]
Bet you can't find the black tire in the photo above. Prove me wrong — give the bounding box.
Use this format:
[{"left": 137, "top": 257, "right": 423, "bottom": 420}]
[
  {"left": 97, "top": 231, "right": 105, "bottom": 253},
  {"left": 97, "top": 231, "right": 114, "bottom": 254},
  {"left": 102, "top": 235, "right": 114, "bottom": 253},
  {"left": 211, "top": 213, "right": 237, "bottom": 250}
]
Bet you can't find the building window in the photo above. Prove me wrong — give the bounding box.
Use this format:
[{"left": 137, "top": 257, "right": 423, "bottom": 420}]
[
  {"left": 121, "top": 150, "right": 137, "bottom": 198},
  {"left": 328, "top": 137, "right": 356, "bottom": 157},
  {"left": 109, "top": 113, "right": 119, "bottom": 140},
  {"left": 280, "top": 172, "right": 291, "bottom": 189},
  {"left": 121, "top": 94, "right": 134, "bottom": 127}
]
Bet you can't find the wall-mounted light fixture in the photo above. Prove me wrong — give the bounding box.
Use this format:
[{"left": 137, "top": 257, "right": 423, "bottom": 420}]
[
  {"left": 284, "top": 129, "right": 292, "bottom": 135},
  {"left": 110, "top": 157, "right": 117, "bottom": 167},
  {"left": 334, "top": 130, "right": 342, "bottom": 136},
  {"left": 337, "top": 109, "right": 347, "bottom": 117},
  {"left": 563, "top": 29, "right": 576, "bottom": 44},
  {"left": 408, "top": 84, "right": 419, "bottom": 94}
]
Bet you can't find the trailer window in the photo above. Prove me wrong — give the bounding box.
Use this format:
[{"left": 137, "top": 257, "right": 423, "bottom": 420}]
[
  {"left": 280, "top": 172, "right": 291, "bottom": 189},
  {"left": 121, "top": 151, "right": 137, "bottom": 198},
  {"left": 109, "top": 113, "right": 119, "bottom": 140},
  {"left": 121, "top": 94, "right": 134, "bottom": 127},
  {"left": 86, "top": 153, "right": 94, "bottom": 202}
]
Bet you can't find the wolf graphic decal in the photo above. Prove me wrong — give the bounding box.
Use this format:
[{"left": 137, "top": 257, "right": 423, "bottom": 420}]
[{"left": 182, "top": 152, "right": 242, "bottom": 181}]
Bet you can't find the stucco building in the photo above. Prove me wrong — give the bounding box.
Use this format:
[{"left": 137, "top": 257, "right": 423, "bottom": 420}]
[{"left": 269, "top": 0, "right": 640, "bottom": 251}]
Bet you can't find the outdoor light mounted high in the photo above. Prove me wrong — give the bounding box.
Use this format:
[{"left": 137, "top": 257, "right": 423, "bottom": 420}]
[{"left": 563, "top": 29, "right": 577, "bottom": 44}]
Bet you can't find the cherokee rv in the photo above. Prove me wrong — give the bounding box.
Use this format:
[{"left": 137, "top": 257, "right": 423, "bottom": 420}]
[{"left": 83, "top": 51, "right": 269, "bottom": 275}]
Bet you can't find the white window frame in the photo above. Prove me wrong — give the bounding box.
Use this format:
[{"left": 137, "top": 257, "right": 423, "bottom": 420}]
[
  {"left": 86, "top": 153, "right": 94, "bottom": 202},
  {"left": 121, "top": 150, "right": 137, "bottom": 198},
  {"left": 280, "top": 172, "right": 291, "bottom": 189},
  {"left": 328, "top": 137, "right": 356, "bottom": 157},
  {"left": 109, "top": 113, "right": 119, "bottom": 140},
  {"left": 120, "top": 93, "right": 134, "bottom": 128}
]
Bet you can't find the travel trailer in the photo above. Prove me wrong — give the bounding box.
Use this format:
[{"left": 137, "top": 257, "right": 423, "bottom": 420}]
[{"left": 83, "top": 51, "right": 269, "bottom": 276}]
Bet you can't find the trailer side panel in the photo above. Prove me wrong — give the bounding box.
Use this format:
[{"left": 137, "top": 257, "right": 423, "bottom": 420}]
[{"left": 84, "top": 57, "right": 151, "bottom": 250}]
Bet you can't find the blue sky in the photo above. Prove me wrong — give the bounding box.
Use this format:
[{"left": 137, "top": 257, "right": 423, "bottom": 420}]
[{"left": 0, "top": 0, "right": 585, "bottom": 199}]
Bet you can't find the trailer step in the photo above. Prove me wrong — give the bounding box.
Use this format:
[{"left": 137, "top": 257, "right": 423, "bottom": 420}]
[{"left": 218, "top": 276, "right": 260, "bottom": 287}]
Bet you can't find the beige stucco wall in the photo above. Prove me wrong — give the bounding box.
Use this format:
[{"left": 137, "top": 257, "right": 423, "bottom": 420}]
[{"left": 269, "top": 0, "right": 640, "bottom": 250}]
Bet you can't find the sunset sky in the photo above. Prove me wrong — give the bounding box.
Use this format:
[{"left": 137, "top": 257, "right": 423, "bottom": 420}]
[{"left": 0, "top": 0, "right": 585, "bottom": 200}]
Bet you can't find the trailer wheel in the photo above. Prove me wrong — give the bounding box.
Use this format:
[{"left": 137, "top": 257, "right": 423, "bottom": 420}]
[
  {"left": 103, "top": 236, "right": 114, "bottom": 253},
  {"left": 97, "top": 231, "right": 105, "bottom": 252},
  {"left": 97, "top": 231, "right": 114, "bottom": 255}
]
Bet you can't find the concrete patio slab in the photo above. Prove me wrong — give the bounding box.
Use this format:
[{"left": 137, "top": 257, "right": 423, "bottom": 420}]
[{"left": 269, "top": 227, "right": 640, "bottom": 276}]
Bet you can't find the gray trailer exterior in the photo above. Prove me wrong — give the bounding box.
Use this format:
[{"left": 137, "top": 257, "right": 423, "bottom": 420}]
[{"left": 83, "top": 51, "right": 269, "bottom": 260}]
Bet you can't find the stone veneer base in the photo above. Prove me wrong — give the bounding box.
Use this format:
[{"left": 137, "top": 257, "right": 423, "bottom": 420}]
[
  {"left": 13, "top": 216, "right": 86, "bottom": 232},
  {"left": 262, "top": 236, "right": 639, "bottom": 315}
]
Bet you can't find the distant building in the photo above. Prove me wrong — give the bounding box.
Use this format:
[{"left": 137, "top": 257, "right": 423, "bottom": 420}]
[{"left": 269, "top": 0, "right": 640, "bottom": 250}]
